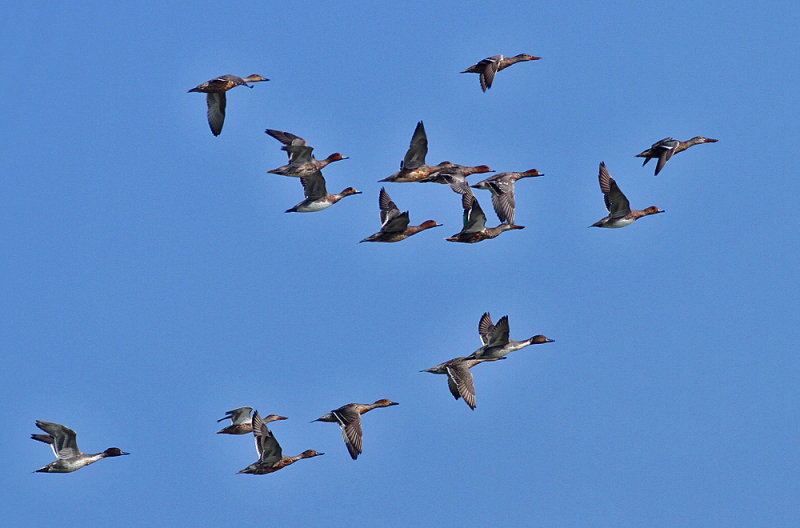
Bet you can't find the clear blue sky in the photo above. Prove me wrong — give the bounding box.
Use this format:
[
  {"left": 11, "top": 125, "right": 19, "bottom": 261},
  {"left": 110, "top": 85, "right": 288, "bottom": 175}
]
[{"left": 2, "top": 2, "right": 799, "bottom": 526}]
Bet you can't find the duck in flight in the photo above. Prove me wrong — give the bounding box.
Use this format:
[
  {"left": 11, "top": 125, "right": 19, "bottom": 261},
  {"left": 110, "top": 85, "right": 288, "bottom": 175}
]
[
  {"left": 635, "top": 136, "right": 717, "bottom": 175},
  {"left": 591, "top": 162, "right": 664, "bottom": 228},
  {"left": 313, "top": 399, "right": 399, "bottom": 459},
  {"left": 461, "top": 54, "right": 540, "bottom": 92},
  {"left": 188, "top": 74, "right": 268, "bottom": 136},
  {"left": 31, "top": 420, "right": 129, "bottom": 473}
]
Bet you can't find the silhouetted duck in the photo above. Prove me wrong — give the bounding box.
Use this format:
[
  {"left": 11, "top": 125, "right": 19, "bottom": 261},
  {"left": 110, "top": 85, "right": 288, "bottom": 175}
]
[
  {"left": 188, "top": 74, "right": 268, "bottom": 136},
  {"left": 591, "top": 162, "right": 664, "bottom": 228},
  {"left": 313, "top": 399, "right": 399, "bottom": 459},
  {"left": 361, "top": 188, "right": 441, "bottom": 242},
  {"left": 468, "top": 312, "right": 554, "bottom": 359},
  {"left": 31, "top": 420, "right": 129, "bottom": 473},
  {"left": 636, "top": 136, "right": 718, "bottom": 175},
  {"left": 461, "top": 54, "right": 540, "bottom": 92},
  {"left": 446, "top": 192, "right": 524, "bottom": 243},
  {"left": 238, "top": 411, "right": 323, "bottom": 475},
  {"left": 471, "top": 169, "right": 543, "bottom": 225},
  {"left": 265, "top": 129, "right": 348, "bottom": 177}
]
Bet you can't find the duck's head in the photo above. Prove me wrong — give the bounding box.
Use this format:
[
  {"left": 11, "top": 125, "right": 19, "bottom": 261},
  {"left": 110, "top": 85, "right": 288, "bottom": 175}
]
[
  {"left": 301, "top": 450, "right": 324, "bottom": 458},
  {"left": 522, "top": 169, "right": 544, "bottom": 177},
  {"left": 103, "top": 447, "right": 129, "bottom": 457},
  {"left": 373, "top": 399, "right": 399, "bottom": 407},
  {"left": 643, "top": 206, "right": 665, "bottom": 216},
  {"left": 516, "top": 54, "right": 542, "bottom": 61},
  {"left": 419, "top": 220, "right": 442, "bottom": 230},
  {"left": 466, "top": 165, "right": 493, "bottom": 175},
  {"left": 243, "top": 74, "right": 269, "bottom": 84},
  {"left": 340, "top": 187, "right": 361, "bottom": 196},
  {"left": 532, "top": 335, "right": 555, "bottom": 344}
]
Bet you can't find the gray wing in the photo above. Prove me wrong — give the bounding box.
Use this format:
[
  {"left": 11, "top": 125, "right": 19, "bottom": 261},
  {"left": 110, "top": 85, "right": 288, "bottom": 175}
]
[
  {"left": 462, "top": 192, "right": 487, "bottom": 233},
  {"left": 265, "top": 129, "right": 307, "bottom": 147},
  {"left": 478, "top": 312, "right": 494, "bottom": 345},
  {"left": 206, "top": 92, "right": 226, "bottom": 136},
  {"left": 300, "top": 171, "right": 328, "bottom": 199},
  {"left": 378, "top": 187, "right": 408, "bottom": 232},
  {"left": 401, "top": 121, "right": 428, "bottom": 170},
  {"left": 35, "top": 421, "right": 80, "bottom": 459},
  {"left": 653, "top": 139, "right": 678, "bottom": 175},
  {"left": 428, "top": 167, "right": 472, "bottom": 195},
  {"left": 486, "top": 315, "right": 510, "bottom": 347},
  {"left": 221, "top": 406, "right": 253, "bottom": 425},
  {"left": 446, "top": 363, "right": 478, "bottom": 409},
  {"left": 487, "top": 180, "right": 516, "bottom": 224},
  {"left": 284, "top": 144, "right": 314, "bottom": 165},
  {"left": 598, "top": 163, "right": 631, "bottom": 218},
  {"left": 383, "top": 211, "right": 410, "bottom": 233},
  {"left": 333, "top": 407, "right": 363, "bottom": 460},
  {"left": 253, "top": 412, "right": 283, "bottom": 465},
  {"left": 479, "top": 56, "right": 502, "bottom": 91}
]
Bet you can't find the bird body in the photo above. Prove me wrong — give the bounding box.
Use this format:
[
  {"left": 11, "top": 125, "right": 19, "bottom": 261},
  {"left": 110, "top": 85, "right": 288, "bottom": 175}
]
[
  {"left": 470, "top": 168, "right": 543, "bottom": 225},
  {"left": 446, "top": 192, "right": 524, "bottom": 242},
  {"left": 591, "top": 162, "right": 663, "bottom": 228},
  {"left": 468, "top": 312, "right": 554, "bottom": 359},
  {"left": 265, "top": 129, "right": 348, "bottom": 177},
  {"left": 422, "top": 164, "right": 493, "bottom": 195},
  {"left": 314, "top": 399, "right": 398, "bottom": 459},
  {"left": 635, "top": 136, "right": 717, "bottom": 175},
  {"left": 31, "top": 420, "right": 129, "bottom": 473},
  {"left": 422, "top": 357, "right": 503, "bottom": 409},
  {"left": 238, "top": 411, "right": 323, "bottom": 475},
  {"left": 361, "top": 188, "right": 441, "bottom": 242},
  {"left": 461, "top": 53, "right": 540, "bottom": 91},
  {"left": 380, "top": 121, "right": 453, "bottom": 182},
  {"left": 285, "top": 171, "right": 361, "bottom": 213},
  {"left": 188, "top": 74, "right": 268, "bottom": 136},
  {"left": 216, "top": 407, "right": 287, "bottom": 435}
]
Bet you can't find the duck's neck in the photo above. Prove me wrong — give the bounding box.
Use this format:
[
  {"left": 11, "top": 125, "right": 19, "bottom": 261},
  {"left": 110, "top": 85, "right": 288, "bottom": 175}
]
[
  {"left": 499, "top": 55, "right": 526, "bottom": 69},
  {"left": 677, "top": 137, "right": 703, "bottom": 152},
  {"left": 632, "top": 207, "right": 662, "bottom": 219},
  {"left": 406, "top": 222, "right": 438, "bottom": 236}
]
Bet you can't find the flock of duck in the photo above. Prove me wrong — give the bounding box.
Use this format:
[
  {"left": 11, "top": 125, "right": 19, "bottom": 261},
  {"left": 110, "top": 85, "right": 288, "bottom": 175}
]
[{"left": 31, "top": 52, "right": 717, "bottom": 475}]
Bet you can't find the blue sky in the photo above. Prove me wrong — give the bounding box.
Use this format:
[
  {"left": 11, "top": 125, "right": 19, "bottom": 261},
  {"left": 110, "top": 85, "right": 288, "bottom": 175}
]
[{"left": 2, "top": 1, "right": 799, "bottom": 526}]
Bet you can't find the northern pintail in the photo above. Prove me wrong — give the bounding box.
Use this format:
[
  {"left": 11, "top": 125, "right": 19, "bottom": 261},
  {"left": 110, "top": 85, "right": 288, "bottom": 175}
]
[
  {"left": 421, "top": 164, "right": 494, "bottom": 194},
  {"left": 470, "top": 169, "right": 543, "bottom": 225},
  {"left": 313, "top": 399, "right": 399, "bottom": 459},
  {"left": 591, "top": 162, "right": 664, "bottom": 228},
  {"left": 468, "top": 312, "right": 554, "bottom": 359},
  {"left": 446, "top": 192, "right": 524, "bottom": 243},
  {"left": 265, "top": 129, "right": 348, "bottom": 177},
  {"left": 461, "top": 54, "right": 541, "bottom": 92},
  {"left": 360, "top": 188, "right": 441, "bottom": 242},
  {"left": 188, "top": 74, "right": 268, "bottom": 136},
  {"left": 31, "top": 420, "right": 129, "bottom": 473},
  {"left": 285, "top": 170, "right": 361, "bottom": 213},
  {"left": 216, "top": 407, "right": 288, "bottom": 435},
  {"left": 238, "top": 411, "right": 323, "bottom": 475},
  {"left": 636, "top": 136, "right": 718, "bottom": 175},
  {"left": 380, "top": 121, "right": 453, "bottom": 183},
  {"left": 422, "top": 356, "right": 503, "bottom": 409}
]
